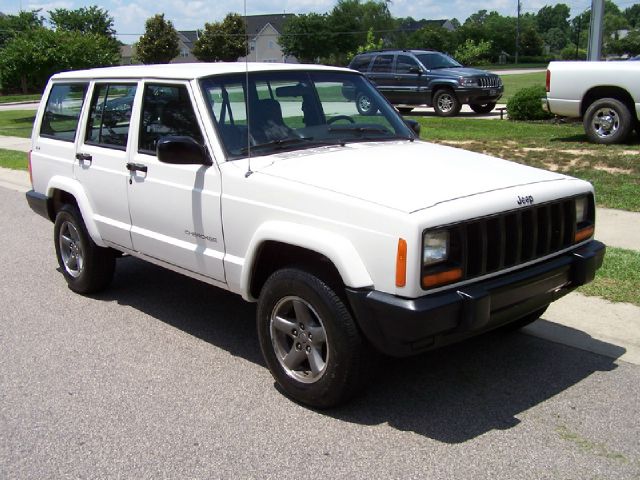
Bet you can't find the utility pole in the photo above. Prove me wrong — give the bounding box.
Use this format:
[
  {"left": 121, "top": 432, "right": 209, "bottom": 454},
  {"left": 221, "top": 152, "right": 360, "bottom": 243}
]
[
  {"left": 515, "top": 0, "right": 521, "bottom": 64},
  {"left": 587, "top": 0, "right": 605, "bottom": 60}
]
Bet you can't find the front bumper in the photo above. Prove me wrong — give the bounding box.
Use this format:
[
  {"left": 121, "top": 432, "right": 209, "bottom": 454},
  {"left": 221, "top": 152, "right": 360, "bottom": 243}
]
[
  {"left": 346, "top": 240, "right": 605, "bottom": 357},
  {"left": 457, "top": 86, "right": 504, "bottom": 104}
]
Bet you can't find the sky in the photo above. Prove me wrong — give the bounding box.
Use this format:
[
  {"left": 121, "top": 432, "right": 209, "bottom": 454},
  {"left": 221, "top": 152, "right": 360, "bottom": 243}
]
[{"left": 1, "top": 0, "right": 635, "bottom": 43}]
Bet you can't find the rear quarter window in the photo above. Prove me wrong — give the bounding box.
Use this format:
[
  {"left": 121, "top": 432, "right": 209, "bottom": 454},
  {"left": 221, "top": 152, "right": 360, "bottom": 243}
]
[
  {"left": 39, "top": 83, "right": 88, "bottom": 142},
  {"left": 350, "top": 56, "right": 373, "bottom": 72}
]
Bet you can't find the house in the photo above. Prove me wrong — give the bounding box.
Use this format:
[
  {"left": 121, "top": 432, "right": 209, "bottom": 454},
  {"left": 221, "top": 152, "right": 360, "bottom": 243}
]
[
  {"left": 120, "top": 14, "right": 298, "bottom": 65},
  {"left": 238, "top": 14, "right": 298, "bottom": 63}
]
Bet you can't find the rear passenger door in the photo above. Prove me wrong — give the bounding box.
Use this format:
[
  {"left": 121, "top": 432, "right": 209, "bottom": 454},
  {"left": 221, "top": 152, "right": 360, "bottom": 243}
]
[
  {"left": 74, "top": 82, "right": 137, "bottom": 250},
  {"left": 368, "top": 54, "right": 397, "bottom": 101},
  {"left": 126, "top": 82, "right": 226, "bottom": 284}
]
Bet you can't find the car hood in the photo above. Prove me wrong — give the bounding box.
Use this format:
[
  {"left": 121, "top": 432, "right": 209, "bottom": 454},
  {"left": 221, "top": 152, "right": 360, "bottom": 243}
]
[
  {"left": 256, "top": 141, "right": 568, "bottom": 213},
  {"left": 433, "top": 67, "right": 496, "bottom": 78}
]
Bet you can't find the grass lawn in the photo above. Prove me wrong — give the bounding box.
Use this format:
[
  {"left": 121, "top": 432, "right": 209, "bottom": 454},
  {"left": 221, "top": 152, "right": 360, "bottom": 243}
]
[
  {"left": 498, "top": 71, "right": 546, "bottom": 103},
  {"left": 579, "top": 247, "right": 640, "bottom": 306},
  {"left": 0, "top": 94, "right": 41, "bottom": 104},
  {"left": 0, "top": 110, "right": 36, "bottom": 138},
  {"left": 0, "top": 148, "right": 27, "bottom": 170},
  {"left": 411, "top": 117, "right": 640, "bottom": 212}
]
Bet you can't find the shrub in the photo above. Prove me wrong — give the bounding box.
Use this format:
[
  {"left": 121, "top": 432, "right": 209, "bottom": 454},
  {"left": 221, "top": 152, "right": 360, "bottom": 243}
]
[{"left": 507, "top": 85, "right": 553, "bottom": 121}]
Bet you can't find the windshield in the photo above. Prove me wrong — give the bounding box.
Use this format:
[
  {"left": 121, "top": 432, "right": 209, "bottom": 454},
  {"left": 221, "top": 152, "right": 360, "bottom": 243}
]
[
  {"left": 415, "top": 52, "right": 463, "bottom": 70},
  {"left": 199, "top": 71, "right": 414, "bottom": 159}
]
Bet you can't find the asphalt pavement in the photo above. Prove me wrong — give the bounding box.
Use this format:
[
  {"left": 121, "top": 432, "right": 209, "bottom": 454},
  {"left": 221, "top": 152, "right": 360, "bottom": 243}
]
[{"left": 1, "top": 185, "right": 639, "bottom": 479}]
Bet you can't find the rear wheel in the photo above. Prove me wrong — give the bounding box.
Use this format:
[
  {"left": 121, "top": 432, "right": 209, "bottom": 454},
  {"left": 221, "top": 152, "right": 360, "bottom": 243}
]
[
  {"left": 583, "top": 98, "right": 632, "bottom": 144},
  {"left": 54, "top": 204, "right": 115, "bottom": 294},
  {"left": 356, "top": 92, "right": 377, "bottom": 116},
  {"left": 257, "top": 268, "right": 370, "bottom": 408},
  {"left": 469, "top": 102, "right": 496, "bottom": 114},
  {"left": 433, "top": 89, "right": 461, "bottom": 117}
]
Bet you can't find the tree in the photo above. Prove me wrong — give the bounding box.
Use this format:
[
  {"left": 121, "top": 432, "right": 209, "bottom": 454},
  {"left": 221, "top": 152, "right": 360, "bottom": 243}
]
[
  {"left": 327, "top": 0, "right": 393, "bottom": 65},
  {"left": 49, "top": 6, "right": 120, "bottom": 60},
  {"left": 454, "top": 39, "right": 492, "bottom": 65},
  {"left": 519, "top": 26, "right": 544, "bottom": 56},
  {"left": 49, "top": 6, "right": 116, "bottom": 37},
  {"left": 536, "top": 4, "right": 570, "bottom": 35},
  {"left": 544, "top": 27, "right": 569, "bottom": 52},
  {"left": 0, "top": 28, "right": 119, "bottom": 93},
  {"left": 192, "top": 13, "right": 246, "bottom": 62},
  {"left": 0, "top": 10, "right": 44, "bottom": 48},
  {"left": 134, "top": 14, "right": 180, "bottom": 64},
  {"left": 406, "top": 25, "right": 456, "bottom": 54},
  {"left": 280, "top": 13, "right": 332, "bottom": 63},
  {"left": 625, "top": 5, "right": 640, "bottom": 29}
]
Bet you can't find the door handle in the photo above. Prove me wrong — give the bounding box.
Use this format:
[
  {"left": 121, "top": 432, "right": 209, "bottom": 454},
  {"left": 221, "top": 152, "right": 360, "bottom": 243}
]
[
  {"left": 75, "top": 152, "right": 92, "bottom": 164},
  {"left": 126, "top": 162, "right": 148, "bottom": 173}
]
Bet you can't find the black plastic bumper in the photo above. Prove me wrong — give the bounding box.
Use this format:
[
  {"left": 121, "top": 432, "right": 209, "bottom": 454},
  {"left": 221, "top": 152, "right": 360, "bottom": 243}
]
[
  {"left": 25, "top": 190, "right": 53, "bottom": 221},
  {"left": 456, "top": 86, "right": 504, "bottom": 104},
  {"left": 346, "top": 240, "right": 605, "bottom": 357}
]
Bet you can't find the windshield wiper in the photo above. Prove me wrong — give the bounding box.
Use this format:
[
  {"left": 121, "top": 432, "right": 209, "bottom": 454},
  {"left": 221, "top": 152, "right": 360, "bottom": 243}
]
[
  {"left": 239, "top": 137, "right": 313, "bottom": 154},
  {"left": 328, "top": 125, "right": 390, "bottom": 134}
]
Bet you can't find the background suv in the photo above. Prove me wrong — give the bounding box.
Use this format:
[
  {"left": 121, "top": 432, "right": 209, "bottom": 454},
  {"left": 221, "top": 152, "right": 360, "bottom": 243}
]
[{"left": 348, "top": 49, "right": 503, "bottom": 117}]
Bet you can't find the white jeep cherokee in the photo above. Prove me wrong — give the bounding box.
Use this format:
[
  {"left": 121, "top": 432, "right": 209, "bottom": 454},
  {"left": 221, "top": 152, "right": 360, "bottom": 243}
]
[{"left": 26, "top": 63, "right": 605, "bottom": 407}]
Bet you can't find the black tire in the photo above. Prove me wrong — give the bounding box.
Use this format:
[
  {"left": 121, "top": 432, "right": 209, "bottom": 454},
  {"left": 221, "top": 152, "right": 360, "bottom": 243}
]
[
  {"left": 257, "top": 268, "right": 370, "bottom": 408},
  {"left": 433, "top": 89, "right": 462, "bottom": 117},
  {"left": 502, "top": 306, "right": 548, "bottom": 332},
  {"left": 356, "top": 92, "right": 378, "bottom": 116},
  {"left": 54, "top": 204, "right": 115, "bottom": 294},
  {"left": 583, "top": 98, "right": 632, "bottom": 144},
  {"left": 469, "top": 102, "right": 496, "bottom": 114},
  {"left": 397, "top": 107, "right": 414, "bottom": 114}
]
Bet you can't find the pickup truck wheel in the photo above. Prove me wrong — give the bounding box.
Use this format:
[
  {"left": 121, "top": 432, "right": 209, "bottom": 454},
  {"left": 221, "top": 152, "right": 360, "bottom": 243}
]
[
  {"left": 469, "top": 102, "right": 496, "bottom": 114},
  {"left": 54, "top": 204, "right": 115, "bottom": 294},
  {"left": 356, "top": 92, "right": 378, "bottom": 116},
  {"left": 257, "top": 268, "right": 369, "bottom": 408},
  {"left": 584, "top": 98, "right": 632, "bottom": 144},
  {"left": 433, "top": 89, "right": 461, "bottom": 117}
]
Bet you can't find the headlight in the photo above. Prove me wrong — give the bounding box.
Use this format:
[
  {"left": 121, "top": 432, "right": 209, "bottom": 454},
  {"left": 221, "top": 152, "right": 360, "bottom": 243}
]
[
  {"left": 574, "top": 195, "right": 594, "bottom": 243},
  {"left": 575, "top": 196, "right": 588, "bottom": 223},
  {"left": 459, "top": 77, "right": 478, "bottom": 87},
  {"left": 423, "top": 230, "right": 449, "bottom": 266}
]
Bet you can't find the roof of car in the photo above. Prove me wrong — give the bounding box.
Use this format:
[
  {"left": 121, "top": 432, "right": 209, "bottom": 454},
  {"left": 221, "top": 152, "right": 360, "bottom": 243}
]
[{"left": 51, "top": 62, "right": 353, "bottom": 81}]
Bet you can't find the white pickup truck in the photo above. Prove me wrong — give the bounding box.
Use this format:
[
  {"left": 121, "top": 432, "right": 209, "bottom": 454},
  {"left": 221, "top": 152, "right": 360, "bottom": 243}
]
[
  {"left": 543, "top": 61, "right": 640, "bottom": 144},
  {"left": 26, "top": 63, "right": 605, "bottom": 407}
]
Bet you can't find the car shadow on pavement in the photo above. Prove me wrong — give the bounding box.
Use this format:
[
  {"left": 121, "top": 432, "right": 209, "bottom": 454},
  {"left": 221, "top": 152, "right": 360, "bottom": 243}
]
[{"left": 97, "top": 256, "right": 624, "bottom": 444}]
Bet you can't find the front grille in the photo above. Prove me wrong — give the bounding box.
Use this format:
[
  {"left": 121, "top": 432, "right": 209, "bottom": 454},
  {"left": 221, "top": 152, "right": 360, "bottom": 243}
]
[
  {"left": 451, "top": 199, "right": 577, "bottom": 280},
  {"left": 479, "top": 76, "right": 500, "bottom": 88}
]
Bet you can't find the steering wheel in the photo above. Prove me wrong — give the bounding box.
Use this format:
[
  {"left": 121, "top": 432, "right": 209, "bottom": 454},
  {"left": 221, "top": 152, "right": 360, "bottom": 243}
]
[{"left": 327, "top": 115, "right": 355, "bottom": 125}]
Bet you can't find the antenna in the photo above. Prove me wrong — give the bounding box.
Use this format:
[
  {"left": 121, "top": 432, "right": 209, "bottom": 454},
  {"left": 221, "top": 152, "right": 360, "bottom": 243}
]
[{"left": 244, "top": 0, "right": 253, "bottom": 178}]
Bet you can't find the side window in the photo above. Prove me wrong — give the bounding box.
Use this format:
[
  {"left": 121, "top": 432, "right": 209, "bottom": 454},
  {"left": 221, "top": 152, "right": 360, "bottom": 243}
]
[
  {"left": 350, "top": 56, "right": 372, "bottom": 72},
  {"left": 86, "top": 84, "right": 136, "bottom": 150},
  {"left": 138, "top": 84, "right": 203, "bottom": 155},
  {"left": 40, "top": 83, "right": 88, "bottom": 142},
  {"left": 371, "top": 55, "right": 394, "bottom": 73},
  {"left": 396, "top": 55, "right": 420, "bottom": 74}
]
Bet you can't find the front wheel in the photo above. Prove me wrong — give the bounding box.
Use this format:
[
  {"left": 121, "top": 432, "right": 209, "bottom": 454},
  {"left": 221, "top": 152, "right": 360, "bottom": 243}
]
[
  {"left": 257, "top": 268, "right": 370, "bottom": 408},
  {"left": 54, "top": 204, "right": 115, "bottom": 294},
  {"left": 433, "top": 89, "right": 461, "bottom": 117},
  {"left": 469, "top": 102, "right": 496, "bottom": 114},
  {"left": 583, "top": 98, "right": 632, "bottom": 144}
]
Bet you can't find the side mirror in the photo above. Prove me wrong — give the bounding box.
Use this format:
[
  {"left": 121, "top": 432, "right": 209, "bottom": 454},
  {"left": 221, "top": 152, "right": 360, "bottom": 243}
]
[
  {"left": 157, "top": 136, "right": 211, "bottom": 165},
  {"left": 404, "top": 119, "right": 421, "bottom": 136},
  {"left": 408, "top": 66, "right": 423, "bottom": 75}
]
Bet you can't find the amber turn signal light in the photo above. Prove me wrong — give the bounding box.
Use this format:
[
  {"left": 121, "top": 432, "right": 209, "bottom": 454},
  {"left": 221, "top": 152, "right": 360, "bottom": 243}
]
[
  {"left": 575, "top": 225, "right": 594, "bottom": 243},
  {"left": 422, "top": 267, "right": 462, "bottom": 289},
  {"left": 395, "top": 238, "right": 407, "bottom": 287}
]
